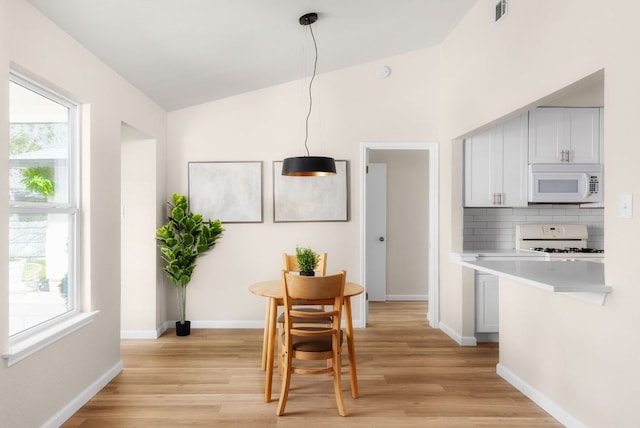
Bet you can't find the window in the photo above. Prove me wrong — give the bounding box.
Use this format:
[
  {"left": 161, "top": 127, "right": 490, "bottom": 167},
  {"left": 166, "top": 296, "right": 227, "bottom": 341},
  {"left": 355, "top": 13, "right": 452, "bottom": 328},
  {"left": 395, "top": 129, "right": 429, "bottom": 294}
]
[{"left": 8, "top": 73, "right": 80, "bottom": 340}]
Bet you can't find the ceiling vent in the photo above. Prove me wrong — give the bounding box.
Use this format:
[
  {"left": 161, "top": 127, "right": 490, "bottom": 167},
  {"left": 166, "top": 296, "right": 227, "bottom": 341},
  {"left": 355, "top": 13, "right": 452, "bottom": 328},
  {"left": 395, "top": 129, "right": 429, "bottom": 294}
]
[{"left": 494, "top": 0, "right": 508, "bottom": 22}]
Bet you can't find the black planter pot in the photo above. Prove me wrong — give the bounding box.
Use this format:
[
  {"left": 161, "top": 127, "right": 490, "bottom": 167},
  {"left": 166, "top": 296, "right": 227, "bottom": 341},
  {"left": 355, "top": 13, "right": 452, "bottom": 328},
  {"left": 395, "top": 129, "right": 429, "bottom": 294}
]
[
  {"left": 176, "top": 320, "right": 191, "bottom": 336},
  {"left": 300, "top": 271, "right": 315, "bottom": 276}
]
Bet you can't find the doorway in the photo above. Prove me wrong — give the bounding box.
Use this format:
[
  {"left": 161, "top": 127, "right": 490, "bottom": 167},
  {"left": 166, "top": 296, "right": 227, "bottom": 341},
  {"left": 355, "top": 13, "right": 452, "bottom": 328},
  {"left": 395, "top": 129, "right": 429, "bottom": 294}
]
[{"left": 360, "top": 142, "right": 439, "bottom": 328}]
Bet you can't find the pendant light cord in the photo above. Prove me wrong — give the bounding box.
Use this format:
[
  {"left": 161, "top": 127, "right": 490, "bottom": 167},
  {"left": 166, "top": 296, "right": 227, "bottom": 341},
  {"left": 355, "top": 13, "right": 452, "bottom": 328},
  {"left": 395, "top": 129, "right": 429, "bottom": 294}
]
[{"left": 303, "top": 22, "right": 318, "bottom": 157}]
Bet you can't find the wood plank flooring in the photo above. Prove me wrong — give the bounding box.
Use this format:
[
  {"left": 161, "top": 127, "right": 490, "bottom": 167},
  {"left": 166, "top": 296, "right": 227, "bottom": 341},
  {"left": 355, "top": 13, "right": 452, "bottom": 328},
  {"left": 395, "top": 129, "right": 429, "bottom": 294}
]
[{"left": 63, "top": 302, "right": 560, "bottom": 427}]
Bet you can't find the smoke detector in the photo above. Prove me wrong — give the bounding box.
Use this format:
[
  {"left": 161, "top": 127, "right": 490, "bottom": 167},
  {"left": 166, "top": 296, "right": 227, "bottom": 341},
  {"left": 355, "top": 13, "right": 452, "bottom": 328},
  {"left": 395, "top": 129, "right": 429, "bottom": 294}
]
[{"left": 494, "top": 0, "right": 508, "bottom": 23}]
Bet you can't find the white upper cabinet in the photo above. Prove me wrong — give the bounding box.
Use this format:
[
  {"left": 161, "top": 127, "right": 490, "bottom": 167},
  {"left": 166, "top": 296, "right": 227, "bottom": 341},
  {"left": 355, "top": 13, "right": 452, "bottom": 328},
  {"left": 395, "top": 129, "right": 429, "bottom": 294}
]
[
  {"left": 464, "top": 113, "right": 528, "bottom": 207},
  {"left": 528, "top": 107, "right": 601, "bottom": 164}
]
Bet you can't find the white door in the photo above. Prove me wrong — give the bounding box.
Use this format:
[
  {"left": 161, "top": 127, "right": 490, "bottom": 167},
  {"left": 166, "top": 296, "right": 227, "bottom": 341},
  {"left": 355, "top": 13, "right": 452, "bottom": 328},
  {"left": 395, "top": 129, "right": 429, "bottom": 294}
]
[{"left": 365, "top": 163, "right": 387, "bottom": 302}]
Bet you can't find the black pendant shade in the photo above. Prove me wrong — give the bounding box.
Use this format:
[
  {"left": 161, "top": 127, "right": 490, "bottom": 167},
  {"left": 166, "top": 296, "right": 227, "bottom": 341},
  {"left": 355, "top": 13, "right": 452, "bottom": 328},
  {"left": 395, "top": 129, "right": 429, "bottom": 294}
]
[
  {"left": 282, "top": 156, "right": 336, "bottom": 176},
  {"left": 281, "top": 12, "right": 337, "bottom": 177}
]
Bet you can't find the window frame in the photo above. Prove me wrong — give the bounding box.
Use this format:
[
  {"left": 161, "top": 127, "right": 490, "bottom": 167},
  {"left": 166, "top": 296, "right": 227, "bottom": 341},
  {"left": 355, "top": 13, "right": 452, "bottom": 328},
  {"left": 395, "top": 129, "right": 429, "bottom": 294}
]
[{"left": 4, "top": 71, "right": 94, "bottom": 366}]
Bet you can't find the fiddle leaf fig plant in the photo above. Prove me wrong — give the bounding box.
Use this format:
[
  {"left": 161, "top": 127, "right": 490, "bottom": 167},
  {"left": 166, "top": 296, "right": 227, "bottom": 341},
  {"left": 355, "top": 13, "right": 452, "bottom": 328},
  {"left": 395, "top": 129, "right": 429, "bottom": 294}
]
[{"left": 156, "top": 193, "right": 224, "bottom": 326}]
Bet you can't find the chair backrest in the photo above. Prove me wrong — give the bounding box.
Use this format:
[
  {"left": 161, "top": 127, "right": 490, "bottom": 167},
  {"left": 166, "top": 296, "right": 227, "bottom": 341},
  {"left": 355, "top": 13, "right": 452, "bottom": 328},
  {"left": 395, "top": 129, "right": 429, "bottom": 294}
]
[
  {"left": 282, "top": 252, "right": 327, "bottom": 276},
  {"left": 281, "top": 270, "right": 346, "bottom": 328}
]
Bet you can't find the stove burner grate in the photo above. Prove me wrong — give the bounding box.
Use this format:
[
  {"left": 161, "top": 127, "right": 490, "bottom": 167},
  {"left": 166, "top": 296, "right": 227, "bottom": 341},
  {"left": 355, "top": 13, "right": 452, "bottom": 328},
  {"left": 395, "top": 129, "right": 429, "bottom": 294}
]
[{"left": 530, "top": 247, "right": 604, "bottom": 254}]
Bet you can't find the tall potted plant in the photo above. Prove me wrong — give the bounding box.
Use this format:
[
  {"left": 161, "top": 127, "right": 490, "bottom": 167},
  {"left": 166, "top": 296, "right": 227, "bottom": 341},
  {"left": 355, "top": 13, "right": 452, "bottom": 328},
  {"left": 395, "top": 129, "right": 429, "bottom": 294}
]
[
  {"left": 156, "top": 193, "right": 224, "bottom": 336},
  {"left": 296, "top": 245, "right": 319, "bottom": 276}
]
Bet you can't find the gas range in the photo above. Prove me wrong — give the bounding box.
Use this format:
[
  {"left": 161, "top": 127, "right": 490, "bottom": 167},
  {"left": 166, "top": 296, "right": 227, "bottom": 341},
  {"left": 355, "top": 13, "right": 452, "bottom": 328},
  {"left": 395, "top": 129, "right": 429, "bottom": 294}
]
[{"left": 516, "top": 224, "right": 604, "bottom": 262}]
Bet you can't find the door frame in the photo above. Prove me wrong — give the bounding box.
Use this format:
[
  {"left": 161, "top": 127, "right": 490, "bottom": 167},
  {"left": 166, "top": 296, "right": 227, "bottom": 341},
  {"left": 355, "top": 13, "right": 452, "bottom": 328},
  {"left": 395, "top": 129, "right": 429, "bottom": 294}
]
[{"left": 360, "top": 142, "right": 439, "bottom": 328}]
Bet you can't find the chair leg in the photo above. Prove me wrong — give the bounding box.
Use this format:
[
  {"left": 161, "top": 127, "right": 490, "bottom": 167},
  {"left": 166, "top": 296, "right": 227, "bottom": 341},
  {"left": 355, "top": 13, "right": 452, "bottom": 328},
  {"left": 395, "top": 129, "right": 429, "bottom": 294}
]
[
  {"left": 276, "top": 349, "right": 292, "bottom": 416},
  {"left": 277, "top": 324, "right": 282, "bottom": 376},
  {"left": 333, "top": 350, "right": 346, "bottom": 416}
]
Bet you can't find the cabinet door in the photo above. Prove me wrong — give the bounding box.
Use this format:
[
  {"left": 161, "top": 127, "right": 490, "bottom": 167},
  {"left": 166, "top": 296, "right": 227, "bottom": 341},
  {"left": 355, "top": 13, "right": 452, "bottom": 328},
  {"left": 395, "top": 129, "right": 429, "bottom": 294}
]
[
  {"left": 566, "top": 108, "right": 600, "bottom": 163},
  {"left": 475, "top": 274, "right": 499, "bottom": 333},
  {"left": 464, "top": 113, "right": 528, "bottom": 207},
  {"left": 529, "top": 107, "right": 601, "bottom": 164},
  {"left": 500, "top": 114, "right": 529, "bottom": 206},
  {"left": 464, "top": 128, "right": 495, "bottom": 206},
  {"left": 529, "top": 108, "right": 564, "bottom": 163}
]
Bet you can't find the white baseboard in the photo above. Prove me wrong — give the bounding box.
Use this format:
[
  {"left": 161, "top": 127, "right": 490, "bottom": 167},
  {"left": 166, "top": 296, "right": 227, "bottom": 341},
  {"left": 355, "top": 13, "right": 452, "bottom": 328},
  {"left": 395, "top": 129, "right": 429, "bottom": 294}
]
[
  {"left": 121, "top": 330, "right": 158, "bottom": 339},
  {"left": 159, "top": 320, "right": 265, "bottom": 331},
  {"left": 385, "top": 294, "right": 428, "bottom": 301},
  {"left": 192, "top": 320, "right": 265, "bottom": 328},
  {"left": 124, "top": 318, "right": 367, "bottom": 338},
  {"left": 121, "top": 323, "right": 168, "bottom": 339},
  {"left": 497, "top": 363, "right": 585, "bottom": 428},
  {"left": 43, "top": 360, "right": 123, "bottom": 428},
  {"left": 475, "top": 332, "right": 499, "bottom": 343},
  {"left": 438, "top": 321, "right": 477, "bottom": 346}
]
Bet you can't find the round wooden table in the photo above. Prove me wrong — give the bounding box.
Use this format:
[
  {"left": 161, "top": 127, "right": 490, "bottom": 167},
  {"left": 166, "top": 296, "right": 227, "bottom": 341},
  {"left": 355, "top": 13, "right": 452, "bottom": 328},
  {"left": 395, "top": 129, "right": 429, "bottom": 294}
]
[{"left": 249, "top": 280, "right": 364, "bottom": 403}]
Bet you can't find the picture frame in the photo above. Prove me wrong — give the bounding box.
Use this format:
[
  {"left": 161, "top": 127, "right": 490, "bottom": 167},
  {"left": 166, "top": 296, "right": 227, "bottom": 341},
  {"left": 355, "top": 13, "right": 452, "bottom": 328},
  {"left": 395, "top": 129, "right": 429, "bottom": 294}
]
[
  {"left": 188, "top": 161, "right": 263, "bottom": 223},
  {"left": 273, "top": 160, "right": 348, "bottom": 222}
]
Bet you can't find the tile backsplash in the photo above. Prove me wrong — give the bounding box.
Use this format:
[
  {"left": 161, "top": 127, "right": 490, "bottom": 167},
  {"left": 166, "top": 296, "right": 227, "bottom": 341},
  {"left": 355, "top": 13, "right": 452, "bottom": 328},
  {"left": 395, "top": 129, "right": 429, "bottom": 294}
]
[{"left": 463, "top": 204, "right": 604, "bottom": 250}]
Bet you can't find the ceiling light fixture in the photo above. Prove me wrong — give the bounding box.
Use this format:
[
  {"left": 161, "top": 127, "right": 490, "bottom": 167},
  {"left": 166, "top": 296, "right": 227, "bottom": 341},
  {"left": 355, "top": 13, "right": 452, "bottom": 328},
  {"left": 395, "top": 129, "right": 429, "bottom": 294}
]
[{"left": 282, "top": 12, "right": 337, "bottom": 177}]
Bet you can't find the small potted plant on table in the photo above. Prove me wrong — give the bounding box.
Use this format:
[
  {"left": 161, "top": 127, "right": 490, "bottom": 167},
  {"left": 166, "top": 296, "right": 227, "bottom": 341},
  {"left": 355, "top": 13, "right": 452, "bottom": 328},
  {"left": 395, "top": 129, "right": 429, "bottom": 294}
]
[
  {"left": 156, "top": 193, "right": 224, "bottom": 336},
  {"left": 296, "top": 245, "right": 319, "bottom": 276}
]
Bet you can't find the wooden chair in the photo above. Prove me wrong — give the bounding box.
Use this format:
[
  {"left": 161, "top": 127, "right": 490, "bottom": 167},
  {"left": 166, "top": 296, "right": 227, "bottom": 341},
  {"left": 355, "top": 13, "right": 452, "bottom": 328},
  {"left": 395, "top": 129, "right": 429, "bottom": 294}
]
[
  {"left": 277, "top": 270, "right": 347, "bottom": 416},
  {"left": 277, "top": 252, "right": 330, "bottom": 374}
]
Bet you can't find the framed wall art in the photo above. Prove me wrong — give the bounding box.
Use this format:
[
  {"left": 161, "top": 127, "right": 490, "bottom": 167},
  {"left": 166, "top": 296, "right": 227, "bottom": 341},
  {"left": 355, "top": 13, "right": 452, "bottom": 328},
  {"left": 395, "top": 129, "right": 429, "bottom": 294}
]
[
  {"left": 273, "top": 160, "right": 348, "bottom": 222},
  {"left": 188, "top": 161, "right": 263, "bottom": 223}
]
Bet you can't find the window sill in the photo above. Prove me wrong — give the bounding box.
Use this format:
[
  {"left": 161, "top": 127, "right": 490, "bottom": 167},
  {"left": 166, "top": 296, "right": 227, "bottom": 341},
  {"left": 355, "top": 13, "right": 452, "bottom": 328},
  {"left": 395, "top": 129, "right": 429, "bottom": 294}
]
[{"left": 3, "top": 311, "right": 99, "bottom": 367}]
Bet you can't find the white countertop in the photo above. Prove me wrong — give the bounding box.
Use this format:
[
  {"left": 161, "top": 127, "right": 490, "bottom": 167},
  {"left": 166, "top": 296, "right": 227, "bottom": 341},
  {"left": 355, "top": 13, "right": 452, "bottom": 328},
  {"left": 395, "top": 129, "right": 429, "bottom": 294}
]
[
  {"left": 451, "top": 249, "right": 611, "bottom": 304},
  {"left": 450, "top": 249, "right": 546, "bottom": 262},
  {"left": 459, "top": 259, "right": 611, "bottom": 305}
]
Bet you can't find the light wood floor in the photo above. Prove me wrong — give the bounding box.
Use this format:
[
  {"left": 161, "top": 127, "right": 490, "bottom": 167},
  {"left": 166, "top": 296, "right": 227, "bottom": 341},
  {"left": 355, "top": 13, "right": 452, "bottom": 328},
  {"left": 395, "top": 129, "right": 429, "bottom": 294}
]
[{"left": 63, "top": 302, "right": 560, "bottom": 427}]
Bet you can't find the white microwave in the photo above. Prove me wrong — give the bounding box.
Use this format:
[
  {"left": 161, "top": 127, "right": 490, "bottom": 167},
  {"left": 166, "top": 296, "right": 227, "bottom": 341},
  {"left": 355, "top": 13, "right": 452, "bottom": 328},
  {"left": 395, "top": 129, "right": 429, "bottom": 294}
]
[{"left": 528, "top": 164, "right": 603, "bottom": 203}]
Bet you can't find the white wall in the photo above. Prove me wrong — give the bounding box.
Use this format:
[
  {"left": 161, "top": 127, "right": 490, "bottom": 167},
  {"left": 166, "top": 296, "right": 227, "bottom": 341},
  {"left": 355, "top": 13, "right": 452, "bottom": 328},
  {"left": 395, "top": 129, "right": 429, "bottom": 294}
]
[
  {"left": 0, "top": 1, "right": 166, "bottom": 426},
  {"left": 439, "top": 0, "right": 640, "bottom": 425},
  {"left": 166, "top": 48, "right": 441, "bottom": 326},
  {"left": 121, "top": 124, "right": 160, "bottom": 336}
]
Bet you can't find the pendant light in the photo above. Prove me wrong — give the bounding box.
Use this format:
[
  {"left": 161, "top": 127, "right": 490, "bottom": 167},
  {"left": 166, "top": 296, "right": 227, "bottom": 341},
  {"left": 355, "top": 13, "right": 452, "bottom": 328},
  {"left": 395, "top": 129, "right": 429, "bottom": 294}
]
[{"left": 282, "top": 12, "right": 337, "bottom": 177}]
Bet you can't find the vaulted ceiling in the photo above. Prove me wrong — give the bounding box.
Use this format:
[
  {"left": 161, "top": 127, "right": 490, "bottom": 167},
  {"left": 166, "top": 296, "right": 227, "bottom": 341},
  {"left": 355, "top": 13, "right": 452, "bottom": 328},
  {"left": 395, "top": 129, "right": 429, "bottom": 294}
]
[{"left": 28, "top": 0, "right": 477, "bottom": 111}]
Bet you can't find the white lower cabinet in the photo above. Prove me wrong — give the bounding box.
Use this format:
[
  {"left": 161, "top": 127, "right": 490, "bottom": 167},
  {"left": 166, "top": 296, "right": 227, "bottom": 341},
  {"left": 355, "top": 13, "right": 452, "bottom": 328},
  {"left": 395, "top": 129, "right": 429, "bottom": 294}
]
[{"left": 475, "top": 273, "right": 499, "bottom": 333}]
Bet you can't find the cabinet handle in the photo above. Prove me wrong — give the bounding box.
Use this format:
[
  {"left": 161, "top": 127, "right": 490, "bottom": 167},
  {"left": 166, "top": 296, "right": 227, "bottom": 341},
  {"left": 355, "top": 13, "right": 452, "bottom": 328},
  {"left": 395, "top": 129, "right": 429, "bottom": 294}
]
[{"left": 499, "top": 193, "right": 504, "bottom": 205}]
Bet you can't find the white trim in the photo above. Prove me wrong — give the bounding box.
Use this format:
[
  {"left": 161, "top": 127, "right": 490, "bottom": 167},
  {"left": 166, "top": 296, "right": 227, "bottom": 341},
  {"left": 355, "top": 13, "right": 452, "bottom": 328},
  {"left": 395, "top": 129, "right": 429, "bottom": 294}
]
[
  {"left": 475, "top": 332, "right": 499, "bottom": 343},
  {"left": 497, "top": 363, "right": 585, "bottom": 428},
  {"left": 438, "top": 321, "right": 478, "bottom": 346},
  {"left": 120, "top": 322, "right": 169, "bottom": 339},
  {"left": 3, "top": 311, "right": 99, "bottom": 367},
  {"left": 42, "top": 360, "right": 123, "bottom": 428},
  {"left": 385, "top": 294, "right": 428, "bottom": 301},
  {"left": 360, "top": 142, "right": 439, "bottom": 329},
  {"left": 149, "top": 319, "right": 368, "bottom": 332},
  {"left": 120, "top": 330, "right": 159, "bottom": 339}
]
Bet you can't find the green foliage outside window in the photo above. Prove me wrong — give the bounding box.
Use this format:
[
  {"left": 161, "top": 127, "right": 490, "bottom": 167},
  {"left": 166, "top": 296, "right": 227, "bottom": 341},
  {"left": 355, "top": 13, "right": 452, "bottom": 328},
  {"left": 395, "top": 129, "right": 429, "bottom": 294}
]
[{"left": 21, "top": 167, "right": 55, "bottom": 198}]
